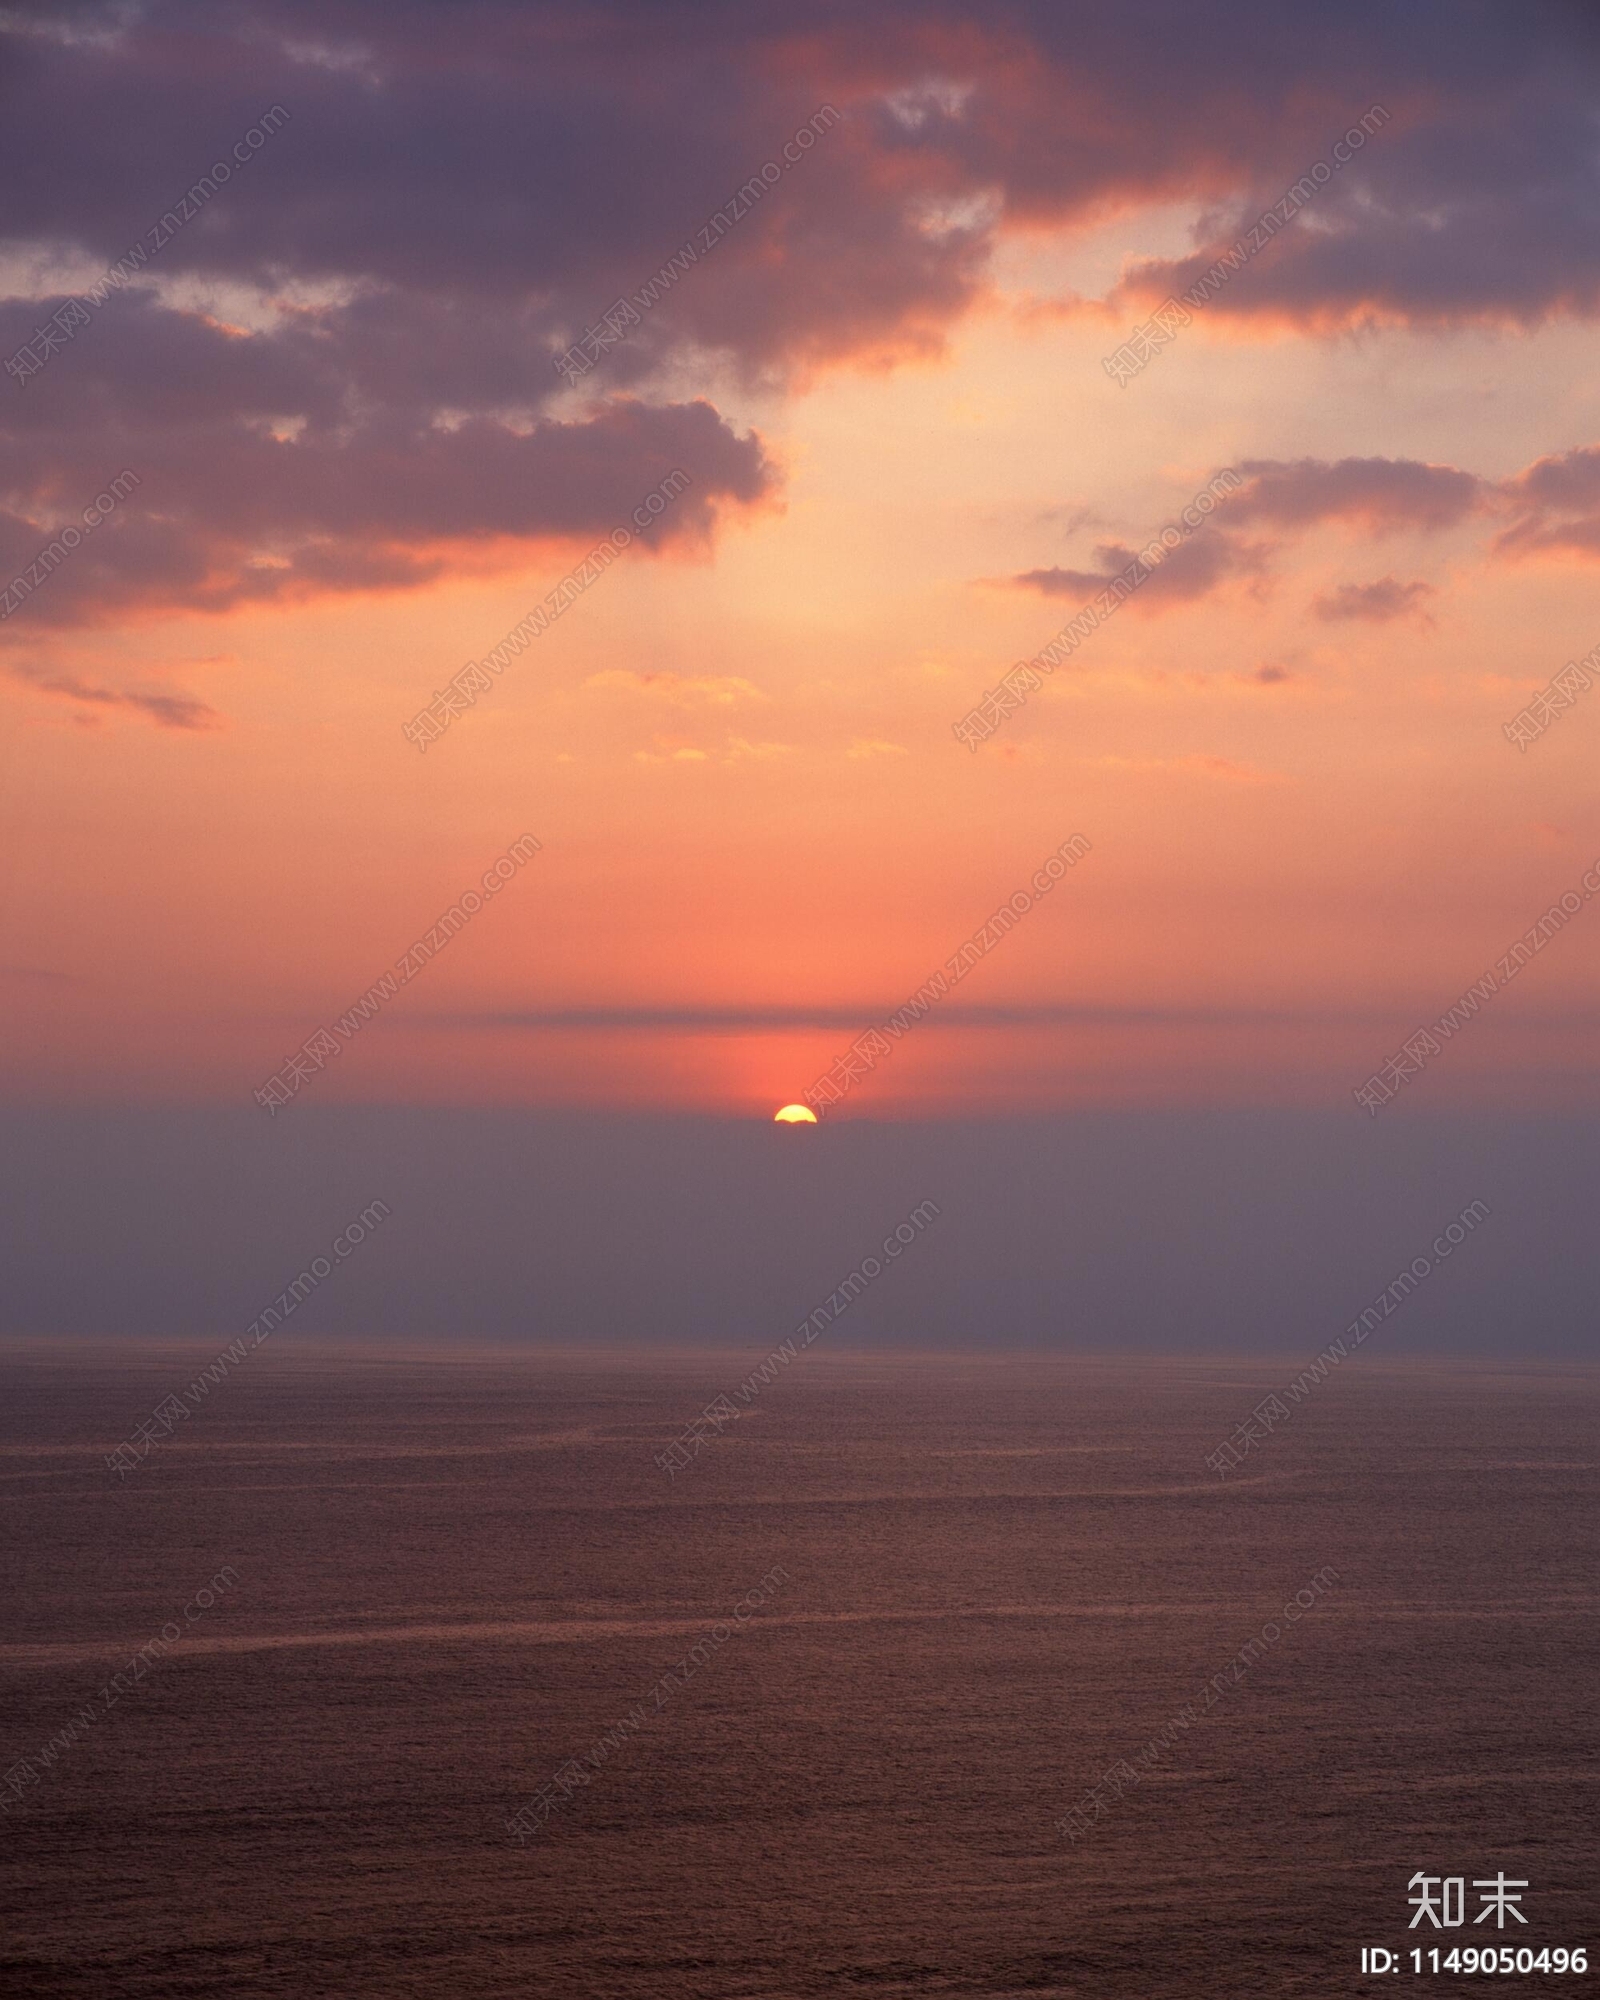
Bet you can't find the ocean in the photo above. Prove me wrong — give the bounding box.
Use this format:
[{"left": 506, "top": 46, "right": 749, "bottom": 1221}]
[{"left": 2, "top": 1347, "right": 1595, "bottom": 1996}]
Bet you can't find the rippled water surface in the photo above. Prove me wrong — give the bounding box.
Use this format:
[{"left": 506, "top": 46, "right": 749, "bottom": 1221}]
[{"left": 2, "top": 1348, "right": 1595, "bottom": 1996}]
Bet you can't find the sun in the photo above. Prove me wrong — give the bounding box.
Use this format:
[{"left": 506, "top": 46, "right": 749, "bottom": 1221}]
[{"left": 773, "top": 1103, "right": 818, "bottom": 1124}]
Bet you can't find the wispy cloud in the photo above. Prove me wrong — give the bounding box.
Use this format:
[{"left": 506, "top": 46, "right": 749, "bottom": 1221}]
[
  {"left": 21, "top": 674, "right": 221, "bottom": 730},
  {"left": 0, "top": 964, "right": 82, "bottom": 984},
  {"left": 1092, "top": 753, "right": 1285, "bottom": 785},
  {"left": 402, "top": 1000, "right": 1600, "bottom": 1035},
  {"left": 585, "top": 669, "right": 765, "bottom": 706},
  {"left": 1311, "top": 575, "right": 1437, "bottom": 624},
  {"left": 1009, "top": 529, "right": 1266, "bottom": 609},
  {"left": 1223, "top": 456, "right": 1484, "bottom": 534}
]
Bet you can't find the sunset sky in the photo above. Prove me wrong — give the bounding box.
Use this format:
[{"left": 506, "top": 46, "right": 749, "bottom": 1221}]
[{"left": 5, "top": 0, "right": 1599, "bottom": 1120}]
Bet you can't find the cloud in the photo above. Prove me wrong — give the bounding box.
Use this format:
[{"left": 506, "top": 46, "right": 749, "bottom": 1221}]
[
  {"left": 0, "top": 963, "right": 82, "bottom": 983},
  {"left": 0, "top": 343, "right": 776, "bottom": 624},
  {"left": 585, "top": 669, "right": 765, "bottom": 705},
  {"left": 1107, "top": 81, "right": 1600, "bottom": 335},
  {"left": 1311, "top": 575, "right": 1437, "bottom": 624},
  {"left": 1092, "top": 753, "right": 1285, "bottom": 785},
  {"left": 999, "top": 449, "right": 1533, "bottom": 630},
  {"left": 1010, "top": 528, "right": 1265, "bottom": 609},
  {"left": 1222, "top": 457, "right": 1484, "bottom": 534},
  {"left": 1186, "top": 442, "right": 1600, "bottom": 583},
  {"left": 631, "top": 733, "right": 795, "bottom": 764},
  {"left": 4, "top": 5, "right": 1600, "bottom": 387},
  {"left": 2, "top": 1, "right": 1599, "bottom": 639},
  {"left": 402, "top": 998, "right": 1451, "bottom": 1034},
  {"left": 1494, "top": 445, "right": 1600, "bottom": 561},
  {"left": 16, "top": 670, "right": 221, "bottom": 728}
]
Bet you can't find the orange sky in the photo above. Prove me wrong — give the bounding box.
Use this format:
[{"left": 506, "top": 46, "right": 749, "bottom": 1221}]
[{"left": 3, "top": 9, "right": 1598, "bottom": 1117}]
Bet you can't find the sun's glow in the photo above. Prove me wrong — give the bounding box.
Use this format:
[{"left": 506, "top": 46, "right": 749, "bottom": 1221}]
[{"left": 773, "top": 1103, "right": 818, "bottom": 1123}]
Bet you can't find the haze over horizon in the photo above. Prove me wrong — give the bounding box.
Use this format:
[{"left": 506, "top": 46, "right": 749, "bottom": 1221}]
[{"left": 3, "top": 1104, "right": 1592, "bottom": 1355}]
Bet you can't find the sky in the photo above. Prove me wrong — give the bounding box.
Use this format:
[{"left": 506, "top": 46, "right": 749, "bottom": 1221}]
[
  {"left": 1, "top": 3, "right": 1597, "bottom": 1348},
  {"left": 2, "top": 0, "right": 1598, "bottom": 1124}
]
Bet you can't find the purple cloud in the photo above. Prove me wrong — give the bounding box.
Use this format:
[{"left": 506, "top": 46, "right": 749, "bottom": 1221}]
[
  {"left": 28, "top": 674, "right": 222, "bottom": 729},
  {"left": 2, "top": 0, "right": 1599, "bottom": 637},
  {"left": 1494, "top": 446, "right": 1600, "bottom": 561},
  {"left": 1011, "top": 529, "right": 1265, "bottom": 609},
  {"left": 0, "top": 323, "right": 775, "bottom": 625},
  {"left": 1311, "top": 575, "right": 1437, "bottom": 624},
  {"left": 1222, "top": 457, "right": 1484, "bottom": 534}
]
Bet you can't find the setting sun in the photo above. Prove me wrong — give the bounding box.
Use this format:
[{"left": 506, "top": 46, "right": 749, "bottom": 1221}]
[{"left": 773, "top": 1104, "right": 818, "bottom": 1124}]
